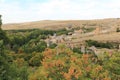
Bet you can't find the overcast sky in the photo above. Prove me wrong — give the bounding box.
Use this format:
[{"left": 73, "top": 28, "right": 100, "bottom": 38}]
[{"left": 0, "top": 0, "right": 120, "bottom": 23}]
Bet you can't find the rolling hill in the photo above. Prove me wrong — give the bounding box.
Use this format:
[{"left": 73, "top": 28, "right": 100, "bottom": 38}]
[
  {"left": 2, "top": 18, "right": 120, "bottom": 43},
  {"left": 2, "top": 18, "right": 120, "bottom": 30}
]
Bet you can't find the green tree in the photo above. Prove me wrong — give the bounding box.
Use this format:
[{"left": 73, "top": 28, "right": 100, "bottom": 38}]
[
  {"left": 0, "top": 15, "right": 2, "bottom": 29},
  {"left": 22, "top": 39, "right": 47, "bottom": 53},
  {"left": 0, "top": 15, "right": 29, "bottom": 80},
  {"left": 0, "top": 15, "right": 9, "bottom": 44},
  {"left": 29, "top": 52, "right": 43, "bottom": 66},
  {"left": 49, "top": 43, "right": 57, "bottom": 49},
  {"left": 73, "top": 47, "right": 82, "bottom": 54},
  {"left": 103, "top": 52, "right": 120, "bottom": 80}
]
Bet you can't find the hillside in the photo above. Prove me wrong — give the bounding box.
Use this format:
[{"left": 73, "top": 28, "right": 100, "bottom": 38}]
[
  {"left": 1, "top": 18, "right": 120, "bottom": 80},
  {"left": 2, "top": 18, "right": 120, "bottom": 30},
  {"left": 2, "top": 18, "right": 120, "bottom": 43}
]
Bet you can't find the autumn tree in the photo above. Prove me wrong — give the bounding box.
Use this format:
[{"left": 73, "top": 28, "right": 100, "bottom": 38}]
[{"left": 29, "top": 45, "right": 111, "bottom": 80}]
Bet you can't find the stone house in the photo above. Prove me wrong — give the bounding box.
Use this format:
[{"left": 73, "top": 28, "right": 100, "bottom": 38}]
[
  {"left": 45, "top": 35, "right": 66, "bottom": 47},
  {"left": 66, "top": 24, "right": 73, "bottom": 30}
]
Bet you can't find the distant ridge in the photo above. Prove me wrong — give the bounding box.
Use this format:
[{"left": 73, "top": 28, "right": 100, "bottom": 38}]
[{"left": 2, "top": 18, "right": 120, "bottom": 30}]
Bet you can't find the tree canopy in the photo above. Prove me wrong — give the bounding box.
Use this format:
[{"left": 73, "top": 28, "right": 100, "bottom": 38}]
[{"left": 0, "top": 15, "right": 2, "bottom": 29}]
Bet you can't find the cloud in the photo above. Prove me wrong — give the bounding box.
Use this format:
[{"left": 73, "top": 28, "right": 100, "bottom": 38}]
[{"left": 0, "top": 0, "right": 120, "bottom": 23}]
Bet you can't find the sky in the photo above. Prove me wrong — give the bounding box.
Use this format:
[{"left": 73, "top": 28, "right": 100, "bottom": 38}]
[{"left": 0, "top": 0, "right": 120, "bottom": 23}]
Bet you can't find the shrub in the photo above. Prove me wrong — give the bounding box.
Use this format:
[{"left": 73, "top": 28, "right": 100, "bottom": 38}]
[
  {"left": 86, "top": 40, "right": 113, "bottom": 49},
  {"left": 73, "top": 47, "right": 82, "bottom": 54},
  {"left": 116, "top": 27, "right": 120, "bottom": 32}
]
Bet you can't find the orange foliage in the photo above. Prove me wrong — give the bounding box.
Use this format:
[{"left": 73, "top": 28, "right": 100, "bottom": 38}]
[
  {"left": 95, "top": 66, "right": 103, "bottom": 71},
  {"left": 74, "top": 73, "right": 79, "bottom": 79},
  {"left": 82, "top": 54, "right": 90, "bottom": 64},
  {"left": 71, "top": 56, "right": 77, "bottom": 62},
  {"left": 86, "top": 66, "right": 91, "bottom": 72},
  {"left": 103, "top": 78, "right": 111, "bottom": 80},
  {"left": 82, "top": 54, "right": 89, "bottom": 60},
  {"left": 29, "top": 47, "right": 114, "bottom": 80},
  {"left": 63, "top": 66, "right": 82, "bottom": 80},
  {"left": 43, "top": 48, "right": 54, "bottom": 59},
  {"left": 55, "top": 59, "right": 64, "bottom": 66},
  {"left": 68, "top": 66, "right": 75, "bottom": 75},
  {"left": 63, "top": 73, "right": 71, "bottom": 80}
]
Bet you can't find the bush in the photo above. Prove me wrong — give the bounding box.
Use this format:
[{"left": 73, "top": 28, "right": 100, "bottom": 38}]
[
  {"left": 73, "top": 47, "right": 82, "bottom": 54},
  {"left": 49, "top": 43, "right": 57, "bottom": 49},
  {"left": 29, "top": 53, "right": 43, "bottom": 66},
  {"left": 0, "top": 30, "right": 9, "bottom": 44},
  {"left": 116, "top": 27, "right": 120, "bottom": 32},
  {"left": 86, "top": 40, "right": 113, "bottom": 49},
  {"left": 22, "top": 40, "right": 47, "bottom": 53}
]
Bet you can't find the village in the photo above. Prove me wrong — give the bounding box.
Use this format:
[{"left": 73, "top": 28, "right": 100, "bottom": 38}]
[{"left": 45, "top": 25, "right": 120, "bottom": 55}]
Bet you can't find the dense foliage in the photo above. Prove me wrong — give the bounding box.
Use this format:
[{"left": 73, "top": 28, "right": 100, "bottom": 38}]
[
  {"left": 29, "top": 46, "right": 120, "bottom": 80},
  {"left": 0, "top": 15, "right": 2, "bottom": 28},
  {"left": 0, "top": 16, "right": 120, "bottom": 80},
  {"left": 86, "top": 40, "right": 119, "bottom": 49},
  {"left": 0, "top": 30, "right": 120, "bottom": 80}
]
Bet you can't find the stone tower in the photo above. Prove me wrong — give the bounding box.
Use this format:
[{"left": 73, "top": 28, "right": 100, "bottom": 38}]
[{"left": 0, "top": 15, "right": 2, "bottom": 29}]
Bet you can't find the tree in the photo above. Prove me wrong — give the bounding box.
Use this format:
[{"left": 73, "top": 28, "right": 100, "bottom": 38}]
[
  {"left": 29, "top": 52, "right": 43, "bottom": 66},
  {"left": 22, "top": 39, "right": 47, "bottom": 53},
  {"left": 0, "top": 40, "right": 14, "bottom": 80},
  {"left": 86, "top": 40, "right": 113, "bottom": 49},
  {"left": 0, "top": 15, "right": 10, "bottom": 79},
  {"left": 0, "top": 15, "right": 29, "bottom": 80},
  {"left": 0, "top": 15, "right": 2, "bottom": 29},
  {"left": 73, "top": 47, "right": 82, "bottom": 54},
  {"left": 29, "top": 46, "right": 111, "bottom": 80},
  {"left": 0, "top": 15, "right": 9, "bottom": 44},
  {"left": 49, "top": 43, "right": 57, "bottom": 49},
  {"left": 103, "top": 52, "right": 120, "bottom": 80},
  {"left": 11, "top": 58, "right": 29, "bottom": 80}
]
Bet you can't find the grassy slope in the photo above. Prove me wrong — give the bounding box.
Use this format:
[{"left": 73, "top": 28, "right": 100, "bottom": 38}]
[{"left": 2, "top": 18, "right": 120, "bottom": 42}]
